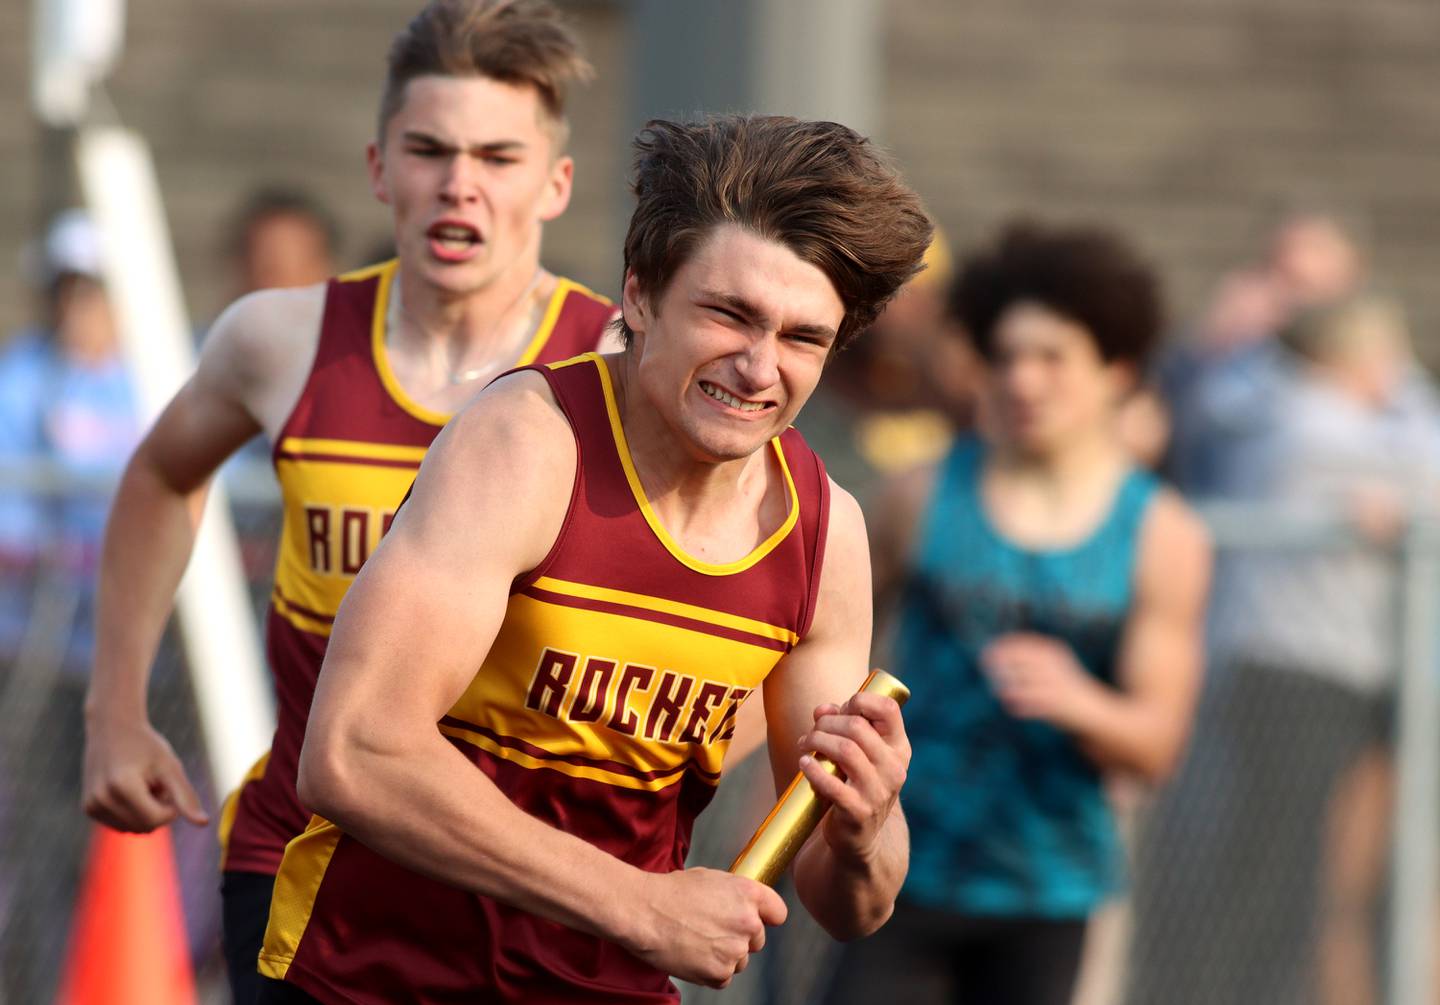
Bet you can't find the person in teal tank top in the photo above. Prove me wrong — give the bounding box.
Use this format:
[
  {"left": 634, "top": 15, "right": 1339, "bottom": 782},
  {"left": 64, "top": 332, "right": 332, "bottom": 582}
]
[{"left": 825, "top": 221, "right": 1212, "bottom": 1005}]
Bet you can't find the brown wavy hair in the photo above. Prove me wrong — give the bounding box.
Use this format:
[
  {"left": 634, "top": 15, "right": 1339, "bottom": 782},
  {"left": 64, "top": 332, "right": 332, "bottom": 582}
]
[
  {"left": 618, "top": 115, "right": 934, "bottom": 352},
  {"left": 378, "top": 0, "right": 593, "bottom": 148}
]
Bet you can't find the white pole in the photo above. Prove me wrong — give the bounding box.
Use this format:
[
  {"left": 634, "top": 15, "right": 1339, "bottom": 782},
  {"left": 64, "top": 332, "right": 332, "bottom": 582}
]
[
  {"left": 31, "top": 0, "right": 126, "bottom": 127},
  {"left": 1388, "top": 516, "right": 1440, "bottom": 1005},
  {"left": 75, "top": 126, "right": 275, "bottom": 796}
]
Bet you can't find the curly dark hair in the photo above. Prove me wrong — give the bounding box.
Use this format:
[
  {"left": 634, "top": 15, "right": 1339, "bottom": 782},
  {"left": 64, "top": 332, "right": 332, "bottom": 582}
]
[
  {"left": 948, "top": 220, "right": 1163, "bottom": 365},
  {"left": 618, "top": 115, "right": 934, "bottom": 353}
]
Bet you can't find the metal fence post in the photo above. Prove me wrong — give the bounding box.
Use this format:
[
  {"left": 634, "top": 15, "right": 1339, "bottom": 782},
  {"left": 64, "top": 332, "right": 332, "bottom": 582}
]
[{"left": 1387, "top": 516, "right": 1440, "bottom": 1005}]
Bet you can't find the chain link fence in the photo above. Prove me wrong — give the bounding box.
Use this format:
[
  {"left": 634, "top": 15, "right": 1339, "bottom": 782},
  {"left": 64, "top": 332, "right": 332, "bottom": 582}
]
[
  {"left": 1122, "top": 508, "right": 1437, "bottom": 1005},
  {"left": 2, "top": 460, "right": 1436, "bottom": 1005},
  {"left": 0, "top": 458, "right": 279, "bottom": 1004}
]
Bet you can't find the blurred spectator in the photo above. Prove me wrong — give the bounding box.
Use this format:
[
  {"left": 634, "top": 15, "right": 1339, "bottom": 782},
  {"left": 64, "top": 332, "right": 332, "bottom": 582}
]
[
  {"left": 225, "top": 186, "right": 340, "bottom": 296},
  {"left": 826, "top": 221, "right": 1211, "bottom": 1005},
  {"left": 217, "top": 187, "right": 342, "bottom": 497},
  {"left": 1160, "top": 212, "right": 1365, "bottom": 495},
  {"left": 1268, "top": 213, "right": 1365, "bottom": 310},
  {"left": 1194, "top": 293, "right": 1437, "bottom": 1005},
  {"left": 0, "top": 209, "right": 141, "bottom": 630}
]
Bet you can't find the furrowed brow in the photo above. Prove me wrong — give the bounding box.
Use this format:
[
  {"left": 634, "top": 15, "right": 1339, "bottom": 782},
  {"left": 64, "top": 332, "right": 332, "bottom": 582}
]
[
  {"left": 698, "top": 289, "right": 769, "bottom": 328},
  {"left": 789, "top": 322, "right": 838, "bottom": 343},
  {"left": 698, "top": 288, "right": 837, "bottom": 342},
  {"left": 400, "top": 132, "right": 528, "bottom": 157},
  {"left": 467, "top": 140, "right": 527, "bottom": 156},
  {"left": 401, "top": 130, "right": 450, "bottom": 148}
]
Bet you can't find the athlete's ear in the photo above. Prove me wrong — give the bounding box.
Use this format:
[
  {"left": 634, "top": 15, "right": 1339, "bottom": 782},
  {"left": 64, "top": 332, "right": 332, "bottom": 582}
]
[
  {"left": 621, "top": 270, "right": 649, "bottom": 337},
  {"left": 537, "top": 155, "right": 574, "bottom": 224},
  {"left": 1106, "top": 359, "right": 1139, "bottom": 401},
  {"left": 367, "top": 141, "right": 390, "bottom": 205}
]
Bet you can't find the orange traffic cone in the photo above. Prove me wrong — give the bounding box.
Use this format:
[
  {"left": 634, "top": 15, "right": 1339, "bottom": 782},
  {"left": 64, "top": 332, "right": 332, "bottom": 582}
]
[{"left": 55, "top": 825, "right": 198, "bottom": 1005}]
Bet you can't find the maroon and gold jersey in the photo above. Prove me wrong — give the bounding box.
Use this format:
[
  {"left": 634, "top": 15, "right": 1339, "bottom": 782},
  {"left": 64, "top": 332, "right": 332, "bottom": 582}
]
[
  {"left": 258, "top": 353, "right": 831, "bottom": 1004},
  {"left": 219, "top": 261, "right": 613, "bottom": 876}
]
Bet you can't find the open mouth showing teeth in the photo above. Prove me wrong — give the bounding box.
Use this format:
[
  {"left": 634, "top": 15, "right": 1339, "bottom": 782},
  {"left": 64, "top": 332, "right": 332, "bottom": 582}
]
[
  {"left": 429, "top": 224, "right": 481, "bottom": 249},
  {"left": 699, "top": 381, "right": 771, "bottom": 413}
]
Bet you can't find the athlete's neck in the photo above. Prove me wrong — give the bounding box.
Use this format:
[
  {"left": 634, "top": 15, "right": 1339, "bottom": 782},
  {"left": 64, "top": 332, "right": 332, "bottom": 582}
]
[
  {"left": 390, "top": 258, "right": 554, "bottom": 353},
  {"left": 982, "top": 426, "right": 1131, "bottom": 550},
  {"left": 384, "top": 258, "right": 557, "bottom": 398},
  {"left": 989, "top": 424, "right": 1126, "bottom": 494},
  {"left": 605, "top": 353, "right": 784, "bottom": 560}
]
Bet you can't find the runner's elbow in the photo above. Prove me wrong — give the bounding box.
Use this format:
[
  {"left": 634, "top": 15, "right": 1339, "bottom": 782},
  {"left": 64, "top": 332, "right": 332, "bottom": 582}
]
[{"left": 296, "top": 726, "right": 361, "bottom": 820}]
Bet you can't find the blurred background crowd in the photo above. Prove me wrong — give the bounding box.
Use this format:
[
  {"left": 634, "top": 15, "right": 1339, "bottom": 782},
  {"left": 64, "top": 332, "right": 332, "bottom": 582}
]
[{"left": 2, "top": 0, "right": 1439, "bottom": 1003}]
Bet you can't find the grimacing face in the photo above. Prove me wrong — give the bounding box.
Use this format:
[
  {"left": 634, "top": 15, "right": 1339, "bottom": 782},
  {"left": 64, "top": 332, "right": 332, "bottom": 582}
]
[
  {"left": 367, "top": 74, "right": 573, "bottom": 299},
  {"left": 622, "top": 224, "right": 844, "bottom": 464},
  {"left": 985, "top": 301, "right": 1130, "bottom": 455}
]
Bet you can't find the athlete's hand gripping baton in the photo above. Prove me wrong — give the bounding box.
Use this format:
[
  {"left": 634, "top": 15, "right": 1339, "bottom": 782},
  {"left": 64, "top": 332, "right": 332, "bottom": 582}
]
[{"left": 728, "top": 669, "right": 910, "bottom": 887}]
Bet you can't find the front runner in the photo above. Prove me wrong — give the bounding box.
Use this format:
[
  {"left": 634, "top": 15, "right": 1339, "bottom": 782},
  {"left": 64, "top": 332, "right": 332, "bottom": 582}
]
[
  {"left": 79, "top": 2, "right": 612, "bottom": 1000},
  {"left": 256, "top": 114, "right": 933, "bottom": 1003}
]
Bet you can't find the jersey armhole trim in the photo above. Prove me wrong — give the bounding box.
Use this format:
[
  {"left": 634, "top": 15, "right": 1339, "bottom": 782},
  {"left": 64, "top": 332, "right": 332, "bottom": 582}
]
[
  {"left": 509, "top": 363, "right": 585, "bottom": 595},
  {"left": 269, "top": 276, "right": 354, "bottom": 468},
  {"left": 797, "top": 452, "right": 831, "bottom": 640}
]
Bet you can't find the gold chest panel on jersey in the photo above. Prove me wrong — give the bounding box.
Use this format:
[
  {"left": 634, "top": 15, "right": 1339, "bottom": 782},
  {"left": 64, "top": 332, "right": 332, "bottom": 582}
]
[
  {"left": 443, "top": 577, "right": 797, "bottom": 791},
  {"left": 272, "top": 437, "right": 426, "bottom": 635}
]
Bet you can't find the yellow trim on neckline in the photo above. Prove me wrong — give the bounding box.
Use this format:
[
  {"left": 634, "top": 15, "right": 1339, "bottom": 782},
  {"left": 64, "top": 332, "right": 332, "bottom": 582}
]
[
  {"left": 369, "top": 263, "right": 574, "bottom": 428},
  {"left": 590, "top": 355, "right": 799, "bottom": 577},
  {"left": 338, "top": 260, "right": 393, "bottom": 283},
  {"left": 515, "top": 277, "right": 582, "bottom": 366}
]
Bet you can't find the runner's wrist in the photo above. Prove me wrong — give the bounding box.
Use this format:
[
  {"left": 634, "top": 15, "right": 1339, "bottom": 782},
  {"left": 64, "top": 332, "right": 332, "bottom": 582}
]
[{"left": 83, "top": 684, "right": 150, "bottom": 728}]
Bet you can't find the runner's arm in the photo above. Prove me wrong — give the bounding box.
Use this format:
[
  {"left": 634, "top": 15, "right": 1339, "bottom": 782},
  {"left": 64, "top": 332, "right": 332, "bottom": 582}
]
[
  {"left": 1071, "top": 491, "right": 1211, "bottom": 780},
  {"left": 82, "top": 288, "right": 321, "bottom": 831},
  {"left": 761, "top": 484, "right": 912, "bottom": 940}
]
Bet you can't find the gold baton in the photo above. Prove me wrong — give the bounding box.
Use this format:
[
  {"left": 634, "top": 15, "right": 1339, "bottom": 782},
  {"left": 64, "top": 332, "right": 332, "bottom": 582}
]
[{"left": 728, "top": 669, "right": 910, "bottom": 887}]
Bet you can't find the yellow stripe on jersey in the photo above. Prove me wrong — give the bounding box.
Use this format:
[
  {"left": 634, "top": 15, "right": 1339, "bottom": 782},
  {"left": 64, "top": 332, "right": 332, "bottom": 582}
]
[
  {"left": 365, "top": 261, "right": 452, "bottom": 427},
  {"left": 276, "top": 437, "right": 429, "bottom": 464},
  {"left": 435, "top": 722, "right": 696, "bottom": 792},
  {"left": 445, "top": 591, "right": 780, "bottom": 789},
  {"left": 217, "top": 750, "right": 271, "bottom": 867},
  {"left": 271, "top": 589, "right": 335, "bottom": 638},
  {"left": 257, "top": 817, "right": 345, "bottom": 980},
  {"left": 531, "top": 576, "right": 799, "bottom": 647},
  {"left": 592, "top": 356, "right": 800, "bottom": 577}
]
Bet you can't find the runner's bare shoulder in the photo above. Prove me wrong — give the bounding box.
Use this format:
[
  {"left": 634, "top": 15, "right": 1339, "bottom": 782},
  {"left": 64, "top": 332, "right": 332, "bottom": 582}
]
[{"left": 196, "top": 283, "right": 328, "bottom": 440}]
